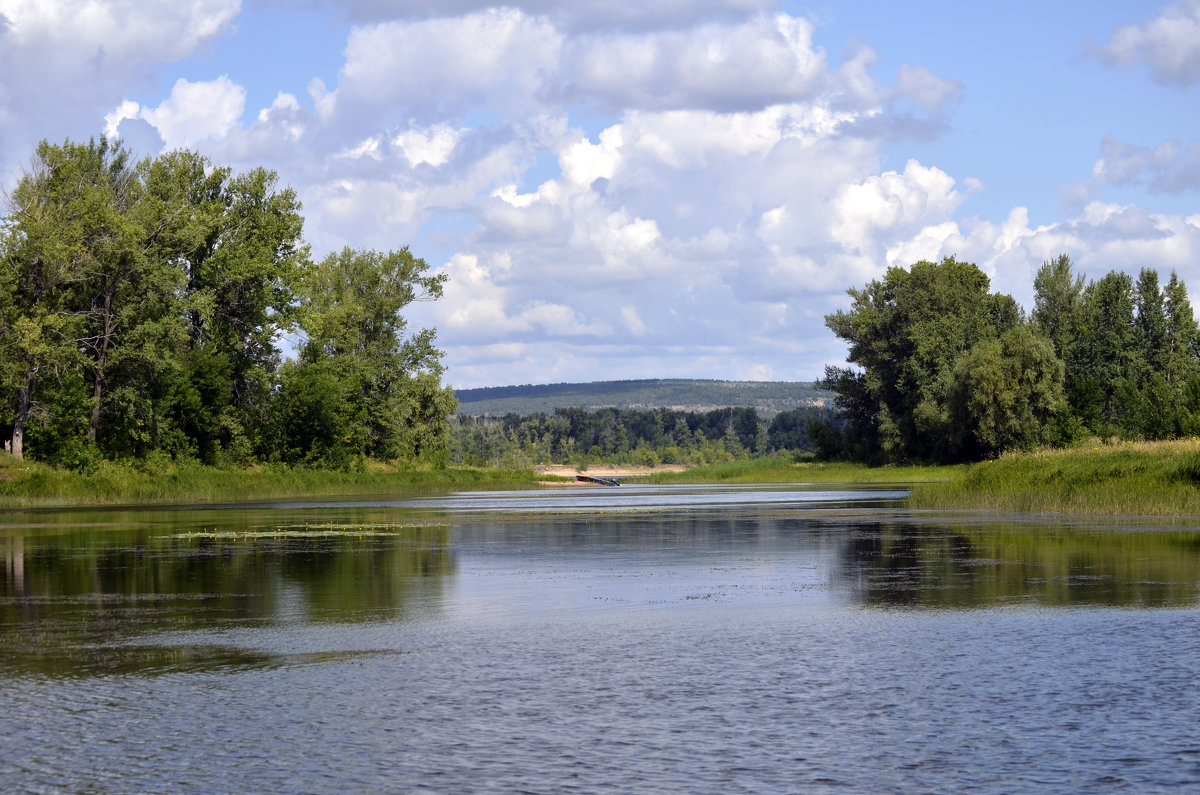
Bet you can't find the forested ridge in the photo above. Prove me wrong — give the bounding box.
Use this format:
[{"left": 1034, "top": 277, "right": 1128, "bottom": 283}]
[
  {"left": 454, "top": 378, "right": 826, "bottom": 417},
  {"left": 0, "top": 137, "right": 456, "bottom": 471},
  {"left": 819, "top": 255, "right": 1200, "bottom": 463}
]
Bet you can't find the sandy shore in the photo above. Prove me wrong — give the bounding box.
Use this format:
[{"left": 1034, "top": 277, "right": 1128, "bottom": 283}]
[{"left": 534, "top": 464, "right": 689, "bottom": 483}]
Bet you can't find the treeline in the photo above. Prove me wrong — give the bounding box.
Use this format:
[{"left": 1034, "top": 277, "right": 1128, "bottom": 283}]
[
  {"left": 818, "top": 255, "right": 1200, "bottom": 463},
  {"left": 0, "top": 137, "right": 456, "bottom": 471},
  {"left": 450, "top": 405, "right": 836, "bottom": 468}
]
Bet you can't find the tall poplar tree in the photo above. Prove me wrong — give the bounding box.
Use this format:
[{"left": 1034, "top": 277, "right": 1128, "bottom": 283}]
[{"left": 277, "top": 246, "right": 456, "bottom": 465}]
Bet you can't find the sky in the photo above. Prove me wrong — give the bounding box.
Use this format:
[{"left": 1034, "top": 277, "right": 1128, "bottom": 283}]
[{"left": 1, "top": 1, "right": 1198, "bottom": 389}]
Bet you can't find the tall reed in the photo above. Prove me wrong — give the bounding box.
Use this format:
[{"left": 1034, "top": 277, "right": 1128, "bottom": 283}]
[{"left": 908, "top": 440, "right": 1200, "bottom": 516}]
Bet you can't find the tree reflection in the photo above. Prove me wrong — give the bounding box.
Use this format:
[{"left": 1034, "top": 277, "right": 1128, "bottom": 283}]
[
  {"left": 0, "top": 523, "right": 452, "bottom": 677},
  {"left": 838, "top": 522, "right": 1200, "bottom": 609}
]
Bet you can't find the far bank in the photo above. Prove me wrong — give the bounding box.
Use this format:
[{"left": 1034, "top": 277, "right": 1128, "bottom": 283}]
[{"left": 5, "top": 442, "right": 1200, "bottom": 517}]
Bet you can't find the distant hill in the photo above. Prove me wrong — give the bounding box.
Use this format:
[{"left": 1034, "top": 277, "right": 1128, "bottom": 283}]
[{"left": 452, "top": 378, "right": 829, "bottom": 417}]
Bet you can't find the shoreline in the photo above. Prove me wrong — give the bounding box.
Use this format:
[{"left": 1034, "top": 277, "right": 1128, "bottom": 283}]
[{"left": 534, "top": 464, "right": 690, "bottom": 485}]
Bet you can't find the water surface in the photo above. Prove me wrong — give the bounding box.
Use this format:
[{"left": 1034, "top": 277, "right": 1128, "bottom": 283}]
[{"left": 3, "top": 483, "right": 1199, "bottom": 792}]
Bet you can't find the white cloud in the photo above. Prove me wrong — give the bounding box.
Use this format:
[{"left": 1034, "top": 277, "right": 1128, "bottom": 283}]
[
  {"left": 1095, "top": 0, "right": 1200, "bottom": 86},
  {"left": 560, "top": 126, "right": 623, "bottom": 187},
  {"left": 0, "top": 0, "right": 238, "bottom": 61},
  {"left": 892, "top": 64, "right": 963, "bottom": 111},
  {"left": 321, "top": 0, "right": 776, "bottom": 32},
  {"left": 0, "top": 0, "right": 240, "bottom": 164},
  {"left": 563, "top": 14, "right": 826, "bottom": 111},
  {"left": 429, "top": 253, "right": 609, "bottom": 342},
  {"left": 338, "top": 8, "right": 562, "bottom": 121},
  {"left": 394, "top": 125, "right": 464, "bottom": 168},
  {"left": 256, "top": 93, "right": 305, "bottom": 142},
  {"left": 1090, "top": 134, "right": 1200, "bottom": 193},
  {"left": 307, "top": 78, "right": 337, "bottom": 122},
  {"left": 622, "top": 306, "right": 647, "bottom": 336},
  {"left": 337, "top": 136, "right": 383, "bottom": 161},
  {"left": 830, "top": 159, "right": 964, "bottom": 249},
  {"left": 108, "top": 76, "right": 247, "bottom": 150},
  {"left": 20, "top": 1, "right": 1188, "bottom": 392},
  {"left": 874, "top": 201, "right": 1200, "bottom": 315}
]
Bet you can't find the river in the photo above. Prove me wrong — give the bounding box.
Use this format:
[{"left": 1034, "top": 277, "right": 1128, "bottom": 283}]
[{"left": 3, "top": 483, "right": 1199, "bottom": 792}]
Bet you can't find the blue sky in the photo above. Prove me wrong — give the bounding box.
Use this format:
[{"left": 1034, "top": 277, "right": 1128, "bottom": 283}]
[{"left": 2, "top": 1, "right": 1198, "bottom": 389}]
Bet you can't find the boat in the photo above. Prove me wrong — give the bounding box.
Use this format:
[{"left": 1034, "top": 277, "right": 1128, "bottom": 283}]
[{"left": 575, "top": 474, "right": 620, "bottom": 486}]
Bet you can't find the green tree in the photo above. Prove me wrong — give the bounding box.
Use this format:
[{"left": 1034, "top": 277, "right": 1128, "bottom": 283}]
[
  {"left": 823, "top": 257, "right": 1022, "bottom": 462},
  {"left": 949, "top": 325, "right": 1064, "bottom": 457},
  {"left": 1032, "top": 253, "right": 1085, "bottom": 364},
  {"left": 0, "top": 140, "right": 104, "bottom": 459},
  {"left": 1163, "top": 272, "right": 1199, "bottom": 391},
  {"left": 1135, "top": 268, "right": 1168, "bottom": 379},
  {"left": 287, "top": 247, "right": 456, "bottom": 465},
  {"left": 1071, "top": 271, "right": 1138, "bottom": 436},
  {"left": 140, "top": 154, "right": 307, "bottom": 463}
]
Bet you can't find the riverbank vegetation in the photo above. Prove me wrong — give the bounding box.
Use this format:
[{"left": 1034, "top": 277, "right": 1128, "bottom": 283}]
[
  {"left": 0, "top": 452, "right": 546, "bottom": 507},
  {"left": 640, "top": 440, "right": 1200, "bottom": 516},
  {"left": 1, "top": 137, "right": 457, "bottom": 472},
  {"left": 908, "top": 439, "right": 1200, "bottom": 516},
  {"left": 818, "top": 255, "right": 1200, "bottom": 464},
  {"left": 7, "top": 440, "right": 1200, "bottom": 516}
]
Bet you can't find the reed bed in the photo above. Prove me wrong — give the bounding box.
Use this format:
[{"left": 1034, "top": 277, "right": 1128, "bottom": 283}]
[{"left": 908, "top": 439, "right": 1200, "bottom": 516}]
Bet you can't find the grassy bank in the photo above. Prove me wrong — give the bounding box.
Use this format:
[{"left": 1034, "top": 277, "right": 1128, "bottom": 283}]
[
  {"left": 7, "top": 443, "right": 1200, "bottom": 516},
  {"left": 0, "top": 455, "right": 550, "bottom": 508},
  {"left": 639, "top": 455, "right": 959, "bottom": 485},
  {"left": 647, "top": 444, "right": 1200, "bottom": 517},
  {"left": 908, "top": 440, "right": 1200, "bottom": 516}
]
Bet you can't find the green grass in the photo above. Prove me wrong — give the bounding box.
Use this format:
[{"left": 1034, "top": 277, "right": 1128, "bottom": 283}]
[
  {"left": 8, "top": 443, "right": 1200, "bottom": 516},
  {"left": 0, "top": 454, "right": 549, "bottom": 508},
  {"left": 908, "top": 440, "right": 1200, "bottom": 516},
  {"left": 638, "top": 454, "right": 959, "bottom": 485}
]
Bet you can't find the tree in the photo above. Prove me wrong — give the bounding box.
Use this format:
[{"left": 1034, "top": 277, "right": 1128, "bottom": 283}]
[
  {"left": 949, "top": 325, "right": 1064, "bottom": 457},
  {"left": 286, "top": 247, "right": 456, "bottom": 465},
  {"left": 823, "top": 257, "right": 1022, "bottom": 462},
  {"left": 0, "top": 140, "right": 104, "bottom": 459},
  {"left": 1135, "top": 268, "right": 1168, "bottom": 379},
  {"left": 1163, "top": 271, "right": 1199, "bottom": 391},
  {"left": 1071, "top": 271, "right": 1138, "bottom": 436},
  {"left": 1032, "top": 254, "right": 1085, "bottom": 366}
]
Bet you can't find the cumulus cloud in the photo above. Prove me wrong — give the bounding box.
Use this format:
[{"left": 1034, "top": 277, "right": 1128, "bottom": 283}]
[
  {"left": 830, "top": 159, "right": 966, "bottom": 250},
  {"left": 0, "top": 0, "right": 239, "bottom": 164},
  {"left": 18, "top": 2, "right": 1168, "bottom": 390},
  {"left": 305, "top": 0, "right": 775, "bottom": 32},
  {"left": 0, "top": 0, "right": 237, "bottom": 62},
  {"left": 869, "top": 201, "right": 1200, "bottom": 315},
  {"left": 336, "top": 9, "right": 562, "bottom": 122},
  {"left": 431, "top": 253, "right": 609, "bottom": 342},
  {"left": 562, "top": 14, "right": 826, "bottom": 112},
  {"left": 1094, "top": 0, "right": 1200, "bottom": 86},
  {"left": 394, "top": 125, "right": 464, "bottom": 168},
  {"left": 129, "top": 76, "right": 247, "bottom": 150}
]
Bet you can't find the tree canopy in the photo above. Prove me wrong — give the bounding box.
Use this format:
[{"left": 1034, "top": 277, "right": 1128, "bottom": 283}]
[
  {"left": 1, "top": 137, "right": 456, "bottom": 469},
  {"left": 820, "top": 254, "right": 1200, "bottom": 463}
]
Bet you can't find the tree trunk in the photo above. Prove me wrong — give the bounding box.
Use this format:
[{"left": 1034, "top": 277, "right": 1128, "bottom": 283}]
[
  {"left": 11, "top": 374, "right": 34, "bottom": 461},
  {"left": 88, "top": 289, "right": 115, "bottom": 446}
]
